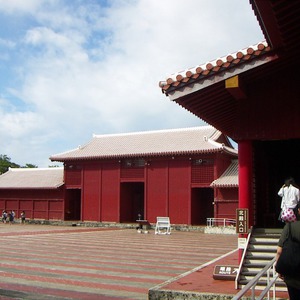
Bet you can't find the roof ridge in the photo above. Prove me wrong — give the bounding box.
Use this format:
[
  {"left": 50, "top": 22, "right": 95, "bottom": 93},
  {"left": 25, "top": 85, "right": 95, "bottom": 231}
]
[
  {"left": 207, "top": 139, "right": 223, "bottom": 148},
  {"left": 93, "top": 125, "right": 216, "bottom": 138},
  {"left": 49, "top": 126, "right": 237, "bottom": 162},
  {"left": 8, "top": 167, "right": 63, "bottom": 172}
]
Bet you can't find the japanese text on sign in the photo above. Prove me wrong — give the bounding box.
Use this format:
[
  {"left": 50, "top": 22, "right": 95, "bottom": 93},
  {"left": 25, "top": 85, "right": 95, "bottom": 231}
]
[
  {"left": 218, "top": 266, "right": 238, "bottom": 275},
  {"left": 213, "top": 265, "right": 239, "bottom": 281},
  {"left": 236, "top": 209, "right": 248, "bottom": 234}
]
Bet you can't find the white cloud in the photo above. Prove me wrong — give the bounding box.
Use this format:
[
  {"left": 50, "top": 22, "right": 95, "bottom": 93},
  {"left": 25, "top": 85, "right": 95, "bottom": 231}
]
[
  {"left": 0, "top": 0, "right": 264, "bottom": 167},
  {"left": 0, "top": 38, "right": 15, "bottom": 48},
  {"left": 0, "top": 111, "right": 43, "bottom": 137},
  {"left": 0, "top": 0, "right": 43, "bottom": 14}
]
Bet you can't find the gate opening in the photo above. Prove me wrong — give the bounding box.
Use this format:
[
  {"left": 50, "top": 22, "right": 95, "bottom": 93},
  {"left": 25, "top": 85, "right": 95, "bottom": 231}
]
[{"left": 120, "top": 182, "right": 144, "bottom": 223}]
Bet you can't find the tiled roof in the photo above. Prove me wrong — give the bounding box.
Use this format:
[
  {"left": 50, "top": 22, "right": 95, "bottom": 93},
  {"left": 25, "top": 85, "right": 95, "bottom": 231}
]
[
  {"left": 159, "top": 42, "right": 271, "bottom": 95},
  {"left": 210, "top": 160, "right": 238, "bottom": 188},
  {"left": 0, "top": 168, "right": 64, "bottom": 189},
  {"left": 50, "top": 126, "right": 238, "bottom": 162}
]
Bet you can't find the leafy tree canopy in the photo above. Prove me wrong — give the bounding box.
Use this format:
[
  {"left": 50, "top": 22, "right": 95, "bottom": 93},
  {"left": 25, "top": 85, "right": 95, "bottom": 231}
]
[
  {"left": 0, "top": 155, "right": 37, "bottom": 175},
  {"left": 23, "top": 163, "right": 38, "bottom": 168}
]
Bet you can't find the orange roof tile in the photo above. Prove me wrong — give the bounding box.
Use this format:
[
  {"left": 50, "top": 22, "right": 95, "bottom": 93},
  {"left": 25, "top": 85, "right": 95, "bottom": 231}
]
[{"left": 159, "top": 42, "right": 271, "bottom": 95}]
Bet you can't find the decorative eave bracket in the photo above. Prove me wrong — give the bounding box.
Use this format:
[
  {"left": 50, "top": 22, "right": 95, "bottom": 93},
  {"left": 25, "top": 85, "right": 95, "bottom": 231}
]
[{"left": 225, "top": 75, "right": 246, "bottom": 100}]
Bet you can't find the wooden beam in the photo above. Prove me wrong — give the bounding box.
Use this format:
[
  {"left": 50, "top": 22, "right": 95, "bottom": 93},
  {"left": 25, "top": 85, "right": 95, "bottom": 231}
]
[{"left": 225, "top": 75, "right": 246, "bottom": 100}]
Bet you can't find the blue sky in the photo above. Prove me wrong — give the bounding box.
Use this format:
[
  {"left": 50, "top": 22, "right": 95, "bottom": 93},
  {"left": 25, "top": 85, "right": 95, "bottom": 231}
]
[{"left": 0, "top": 0, "right": 264, "bottom": 167}]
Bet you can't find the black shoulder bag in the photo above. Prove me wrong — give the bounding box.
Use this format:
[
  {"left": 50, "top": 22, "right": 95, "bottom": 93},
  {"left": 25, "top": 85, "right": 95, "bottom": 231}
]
[{"left": 276, "top": 222, "right": 300, "bottom": 276}]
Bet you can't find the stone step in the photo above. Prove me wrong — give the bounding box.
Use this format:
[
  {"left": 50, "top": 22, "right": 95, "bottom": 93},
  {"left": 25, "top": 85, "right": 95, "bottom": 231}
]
[{"left": 236, "top": 227, "right": 283, "bottom": 295}]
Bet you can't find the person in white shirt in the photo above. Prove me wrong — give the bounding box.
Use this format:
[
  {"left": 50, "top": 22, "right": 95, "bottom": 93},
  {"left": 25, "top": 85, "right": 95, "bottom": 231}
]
[{"left": 278, "top": 177, "right": 300, "bottom": 210}]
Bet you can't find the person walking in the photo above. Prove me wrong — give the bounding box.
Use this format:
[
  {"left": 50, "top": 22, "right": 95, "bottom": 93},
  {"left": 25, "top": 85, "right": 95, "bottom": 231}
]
[
  {"left": 2, "top": 210, "right": 7, "bottom": 223},
  {"left": 20, "top": 211, "right": 26, "bottom": 224},
  {"left": 278, "top": 177, "right": 300, "bottom": 222},
  {"left": 11, "top": 210, "right": 15, "bottom": 223},
  {"left": 276, "top": 203, "right": 300, "bottom": 299}
]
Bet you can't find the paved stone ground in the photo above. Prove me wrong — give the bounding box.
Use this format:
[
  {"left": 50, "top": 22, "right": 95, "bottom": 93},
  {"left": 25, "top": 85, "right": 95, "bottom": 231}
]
[{"left": 0, "top": 224, "right": 237, "bottom": 300}]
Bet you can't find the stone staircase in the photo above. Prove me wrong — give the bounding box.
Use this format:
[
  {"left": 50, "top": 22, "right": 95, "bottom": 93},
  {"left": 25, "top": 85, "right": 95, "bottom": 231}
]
[{"left": 236, "top": 227, "right": 287, "bottom": 291}]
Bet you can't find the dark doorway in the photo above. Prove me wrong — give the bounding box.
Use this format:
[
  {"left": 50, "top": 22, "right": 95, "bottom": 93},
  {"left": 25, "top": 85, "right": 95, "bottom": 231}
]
[
  {"left": 65, "top": 189, "right": 81, "bottom": 221},
  {"left": 254, "top": 139, "right": 300, "bottom": 228},
  {"left": 120, "top": 182, "right": 144, "bottom": 223},
  {"left": 191, "top": 187, "right": 214, "bottom": 225}
]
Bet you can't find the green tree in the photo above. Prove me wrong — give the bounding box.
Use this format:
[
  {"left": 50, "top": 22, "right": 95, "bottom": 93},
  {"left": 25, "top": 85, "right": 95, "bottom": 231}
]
[
  {"left": 23, "top": 163, "right": 38, "bottom": 168},
  {"left": 0, "top": 155, "right": 20, "bottom": 174},
  {"left": 0, "top": 155, "right": 39, "bottom": 174}
]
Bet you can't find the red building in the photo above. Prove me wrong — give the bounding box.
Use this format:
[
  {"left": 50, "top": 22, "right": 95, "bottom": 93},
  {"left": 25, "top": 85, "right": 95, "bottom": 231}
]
[
  {"left": 48, "top": 126, "right": 238, "bottom": 225},
  {"left": 211, "top": 159, "right": 238, "bottom": 220},
  {"left": 0, "top": 168, "right": 64, "bottom": 220},
  {"left": 0, "top": 127, "right": 238, "bottom": 225},
  {"left": 159, "top": 0, "right": 300, "bottom": 229}
]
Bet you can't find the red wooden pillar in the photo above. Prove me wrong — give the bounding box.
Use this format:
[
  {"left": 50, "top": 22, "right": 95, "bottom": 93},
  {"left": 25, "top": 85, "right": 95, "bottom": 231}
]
[
  {"left": 238, "top": 140, "right": 253, "bottom": 222},
  {"left": 238, "top": 140, "right": 253, "bottom": 260}
]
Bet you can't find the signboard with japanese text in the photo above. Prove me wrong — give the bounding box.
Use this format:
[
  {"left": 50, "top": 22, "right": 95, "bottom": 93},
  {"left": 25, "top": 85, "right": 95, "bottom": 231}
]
[
  {"left": 213, "top": 265, "right": 239, "bottom": 281},
  {"left": 236, "top": 209, "right": 249, "bottom": 234}
]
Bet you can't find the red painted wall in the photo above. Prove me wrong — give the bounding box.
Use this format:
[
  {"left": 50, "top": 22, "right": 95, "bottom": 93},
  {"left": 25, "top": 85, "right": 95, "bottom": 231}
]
[
  {"left": 214, "top": 188, "right": 238, "bottom": 219},
  {"left": 80, "top": 162, "right": 121, "bottom": 222},
  {"left": 64, "top": 154, "right": 236, "bottom": 225},
  {"left": 0, "top": 152, "right": 237, "bottom": 224},
  {"left": 65, "top": 167, "right": 81, "bottom": 187},
  {"left": 82, "top": 164, "right": 101, "bottom": 221},
  {"left": 168, "top": 160, "right": 190, "bottom": 224},
  {"left": 0, "top": 154, "right": 237, "bottom": 225},
  {"left": 146, "top": 160, "right": 168, "bottom": 222},
  {"left": 0, "top": 188, "right": 64, "bottom": 220},
  {"left": 101, "top": 162, "right": 120, "bottom": 222},
  {"left": 145, "top": 159, "right": 191, "bottom": 224}
]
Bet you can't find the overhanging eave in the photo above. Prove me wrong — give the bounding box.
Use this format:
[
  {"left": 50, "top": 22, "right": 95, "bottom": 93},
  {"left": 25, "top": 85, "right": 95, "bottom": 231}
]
[{"left": 167, "top": 53, "right": 278, "bottom": 102}]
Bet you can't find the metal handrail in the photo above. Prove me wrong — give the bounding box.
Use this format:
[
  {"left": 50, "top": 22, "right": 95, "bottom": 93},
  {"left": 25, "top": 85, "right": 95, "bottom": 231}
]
[
  {"left": 232, "top": 257, "right": 279, "bottom": 300},
  {"left": 206, "top": 218, "right": 236, "bottom": 227},
  {"left": 235, "top": 227, "right": 253, "bottom": 289}
]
